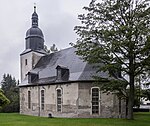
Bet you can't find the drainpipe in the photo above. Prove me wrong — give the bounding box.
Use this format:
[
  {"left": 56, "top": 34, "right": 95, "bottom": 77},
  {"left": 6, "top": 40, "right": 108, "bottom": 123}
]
[{"left": 38, "top": 84, "right": 40, "bottom": 116}]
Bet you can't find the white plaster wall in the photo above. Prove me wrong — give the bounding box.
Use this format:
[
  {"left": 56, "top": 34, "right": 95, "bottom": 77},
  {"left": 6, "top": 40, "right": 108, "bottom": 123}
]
[
  {"left": 20, "top": 51, "right": 45, "bottom": 81},
  {"left": 63, "top": 83, "right": 78, "bottom": 106},
  {"left": 20, "top": 82, "right": 126, "bottom": 118},
  {"left": 20, "top": 83, "right": 79, "bottom": 117}
]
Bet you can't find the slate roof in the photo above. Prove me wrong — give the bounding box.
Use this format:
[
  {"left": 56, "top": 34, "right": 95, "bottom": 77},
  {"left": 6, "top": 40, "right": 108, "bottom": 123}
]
[
  {"left": 20, "top": 47, "right": 110, "bottom": 86},
  {"left": 20, "top": 49, "right": 47, "bottom": 55}
]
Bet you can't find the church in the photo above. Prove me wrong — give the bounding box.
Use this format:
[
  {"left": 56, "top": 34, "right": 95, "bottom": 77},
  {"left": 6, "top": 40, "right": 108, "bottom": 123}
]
[{"left": 19, "top": 6, "right": 126, "bottom": 118}]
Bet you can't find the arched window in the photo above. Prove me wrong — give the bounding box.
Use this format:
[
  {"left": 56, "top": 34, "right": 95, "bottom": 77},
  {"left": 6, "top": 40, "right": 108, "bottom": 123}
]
[
  {"left": 41, "top": 90, "right": 44, "bottom": 110},
  {"left": 28, "top": 91, "right": 31, "bottom": 109},
  {"left": 91, "top": 87, "right": 100, "bottom": 114},
  {"left": 57, "top": 89, "right": 62, "bottom": 112}
]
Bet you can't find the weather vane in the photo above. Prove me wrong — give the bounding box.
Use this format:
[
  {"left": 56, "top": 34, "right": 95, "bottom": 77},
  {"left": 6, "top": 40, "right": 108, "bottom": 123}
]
[{"left": 34, "top": 3, "right": 36, "bottom": 12}]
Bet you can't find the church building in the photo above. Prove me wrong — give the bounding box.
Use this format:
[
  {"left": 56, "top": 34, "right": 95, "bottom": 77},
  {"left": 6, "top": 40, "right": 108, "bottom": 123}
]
[{"left": 19, "top": 6, "right": 126, "bottom": 118}]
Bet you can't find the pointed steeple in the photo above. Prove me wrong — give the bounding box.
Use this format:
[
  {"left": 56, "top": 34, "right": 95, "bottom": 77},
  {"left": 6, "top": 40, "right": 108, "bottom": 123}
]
[
  {"left": 24, "top": 5, "right": 45, "bottom": 51},
  {"left": 32, "top": 5, "right": 38, "bottom": 27}
]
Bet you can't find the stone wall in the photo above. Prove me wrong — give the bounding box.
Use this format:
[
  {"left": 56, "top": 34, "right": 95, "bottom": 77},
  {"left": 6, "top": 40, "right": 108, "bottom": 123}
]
[
  {"left": 20, "top": 83, "right": 79, "bottom": 117},
  {"left": 20, "top": 82, "right": 126, "bottom": 118},
  {"left": 78, "top": 82, "right": 126, "bottom": 118}
]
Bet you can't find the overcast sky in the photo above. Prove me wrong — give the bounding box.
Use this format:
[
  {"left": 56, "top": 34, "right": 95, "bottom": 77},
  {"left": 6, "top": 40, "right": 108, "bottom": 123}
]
[{"left": 0, "top": 0, "right": 91, "bottom": 81}]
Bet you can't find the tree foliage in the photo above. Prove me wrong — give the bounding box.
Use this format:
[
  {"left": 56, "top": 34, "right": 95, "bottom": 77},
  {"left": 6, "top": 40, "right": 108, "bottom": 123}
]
[
  {"left": 73, "top": 0, "right": 150, "bottom": 119},
  {"left": 1, "top": 74, "right": 19, "bottom": 112},
  {"left": 50, "top": 44, "right": 58, "bottom": 53},
  {"left": 0, "top": 89, "right": 10, "bottom": 109},
  {"left": 44, "top": 44, "right": 58, "bottom": 53},
  {"left": 142, "top": 89, "right": 150, "bottom": 101}
]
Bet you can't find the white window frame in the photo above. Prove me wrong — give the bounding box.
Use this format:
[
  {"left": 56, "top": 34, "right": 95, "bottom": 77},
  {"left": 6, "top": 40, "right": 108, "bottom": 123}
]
[
  {"left": 41, "top": 90, "right": 45, "bottom": 110},
  {"left": 91, "top": 87, "right": 100, "bottom": 115},
  {"left": 56, "top": 88, "right": 63, "bottom": 112}
]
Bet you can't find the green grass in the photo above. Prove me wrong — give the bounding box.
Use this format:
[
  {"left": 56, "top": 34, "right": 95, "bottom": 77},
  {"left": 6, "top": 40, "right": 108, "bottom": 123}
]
[{"left": 0, "top": 112, "right": 150, "bottom": 126}]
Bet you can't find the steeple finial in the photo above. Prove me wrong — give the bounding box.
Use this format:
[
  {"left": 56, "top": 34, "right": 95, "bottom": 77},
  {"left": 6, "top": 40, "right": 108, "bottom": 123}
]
[{"left": 34, "top": 3, "right": 36, "bottom": 12}]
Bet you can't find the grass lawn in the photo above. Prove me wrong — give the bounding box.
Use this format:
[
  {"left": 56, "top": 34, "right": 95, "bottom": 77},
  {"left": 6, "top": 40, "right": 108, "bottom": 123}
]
[{"left": 0, "top": 112, "right": 150, "bottom": 126}]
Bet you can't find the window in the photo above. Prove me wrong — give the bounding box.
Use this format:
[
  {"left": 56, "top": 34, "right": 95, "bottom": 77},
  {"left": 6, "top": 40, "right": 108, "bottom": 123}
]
[
  {"left": 57, "top": 89, "right": 62, "bottom": 112},
  {"left": 28, "top": 91, "right": 31, "bottom": 109},
  {"left": 25, "top": 59, "right": 27, "bottom": 65},
  {"left": 28, "top": 72, "right": 39, "bottom": 83},
  {"left": 56, "top": 65, "right": 69, "bottom": 81},
  {"left": 91, "top": 88, "right": 99, "bottom": 114},
  {"left": 32, "top": 19, "right": 38, "bottom": 26},
  {"left": 38, "top": 42, "right": 42, "bottom": 49},
  {"left": 41, "top": 90, "right": 44, "bottom": 110}
]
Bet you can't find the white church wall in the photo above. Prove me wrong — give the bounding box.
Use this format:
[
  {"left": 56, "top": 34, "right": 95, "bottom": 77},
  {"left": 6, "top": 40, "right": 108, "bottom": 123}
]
[
  {"left": 20, "top": 83, "right": 79, "bottom": 117},
  {"left": 20, "top": 82, "right": 126, "bottom": 118},
  {"left": 20, "top": 51, "right": 45, "bottom": 81}
]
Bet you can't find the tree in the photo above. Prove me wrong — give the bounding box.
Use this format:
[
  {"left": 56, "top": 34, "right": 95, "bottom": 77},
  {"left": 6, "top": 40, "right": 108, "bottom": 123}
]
[
  {"left": 50, "top": 44, "right": 58, "bottom": 53},
  {"left": 44, "top": 44, "right": 58, "bottom": 53},
  {"left": 142, "top": 89, "right": 150, "bottom": 101},
  {"left": 44, "top": 45, "right": 50, "bottom": 53},
  {"left": 0, "top": 89, "right": 10, "bottom": 109},
  {"left": 73, "top": 0, "right": 150, "bottom": 119},
  {"left": 1, "top": 74, "right": 19, "bottom": 112}
]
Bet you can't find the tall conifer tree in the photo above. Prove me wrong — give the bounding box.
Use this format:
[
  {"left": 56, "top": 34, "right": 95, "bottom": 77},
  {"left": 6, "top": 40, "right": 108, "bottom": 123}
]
[{"left": 1, "top": 74, "right": 19, "bottom": 112}]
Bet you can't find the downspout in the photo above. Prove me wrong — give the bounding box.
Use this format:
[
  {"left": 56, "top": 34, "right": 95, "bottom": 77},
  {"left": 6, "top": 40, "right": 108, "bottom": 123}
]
[
  {"left": 37, "top": 83, "right": 40, "bottom": 116},
  {"left": 37, "top": 71, "right": 40, "bottom": 116}
]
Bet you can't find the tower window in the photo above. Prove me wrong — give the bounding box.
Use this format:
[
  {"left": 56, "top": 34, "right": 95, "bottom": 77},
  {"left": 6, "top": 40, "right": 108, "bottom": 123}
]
[
  {"left": 25, "top": 59, "right": 27, "bottom": 65},
  {"left": 38, "top": 43, "right": 42, "bottom": 50}
]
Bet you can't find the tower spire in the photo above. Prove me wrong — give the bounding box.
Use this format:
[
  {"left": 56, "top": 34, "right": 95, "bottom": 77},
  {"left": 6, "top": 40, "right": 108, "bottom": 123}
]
[
  {"left": 32, "top": 4, "right": 38, "bottom": 27},
  {"left": 25, "top": 6, "right": 44, "bottom": 51}
]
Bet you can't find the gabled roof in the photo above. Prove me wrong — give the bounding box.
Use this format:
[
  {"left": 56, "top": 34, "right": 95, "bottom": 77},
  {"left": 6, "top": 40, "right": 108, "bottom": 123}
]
[{"left": 20, "top": 47, "right": 110, "bottom": 86}]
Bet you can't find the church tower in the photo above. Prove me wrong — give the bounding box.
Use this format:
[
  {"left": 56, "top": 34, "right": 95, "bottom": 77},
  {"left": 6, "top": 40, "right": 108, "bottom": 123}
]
[{"left": 20, "top": 6, "right": 46, "bottom": 81}]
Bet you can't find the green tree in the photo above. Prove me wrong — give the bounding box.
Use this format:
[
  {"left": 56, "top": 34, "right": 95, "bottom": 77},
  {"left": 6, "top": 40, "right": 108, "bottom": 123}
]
[
  {"left": 44, "top": 45, "right": 50, "bottom": 53},
  {"left": 73, "top": 0, "right": 150, "bottom": 119},
  {"left": 44, "top": 44, "right": 58, "bottom": 53},
  {"left": 1, "top": 74, "right": 19, "bottom": 112},
  {"left": 50, "top": 44, "right": 58, "bottom": 53},
  {"left": 142, "top": 89, "right": 150, "bottom": 101},
  {"left": 0, "top": 89, "right": 10, "bottom": 109}
]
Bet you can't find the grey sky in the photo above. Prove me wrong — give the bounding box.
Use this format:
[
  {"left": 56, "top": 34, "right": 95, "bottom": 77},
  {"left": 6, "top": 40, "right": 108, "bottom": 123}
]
[{"left": 0, "top": 0, "right": 91, "bottom": 81}]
